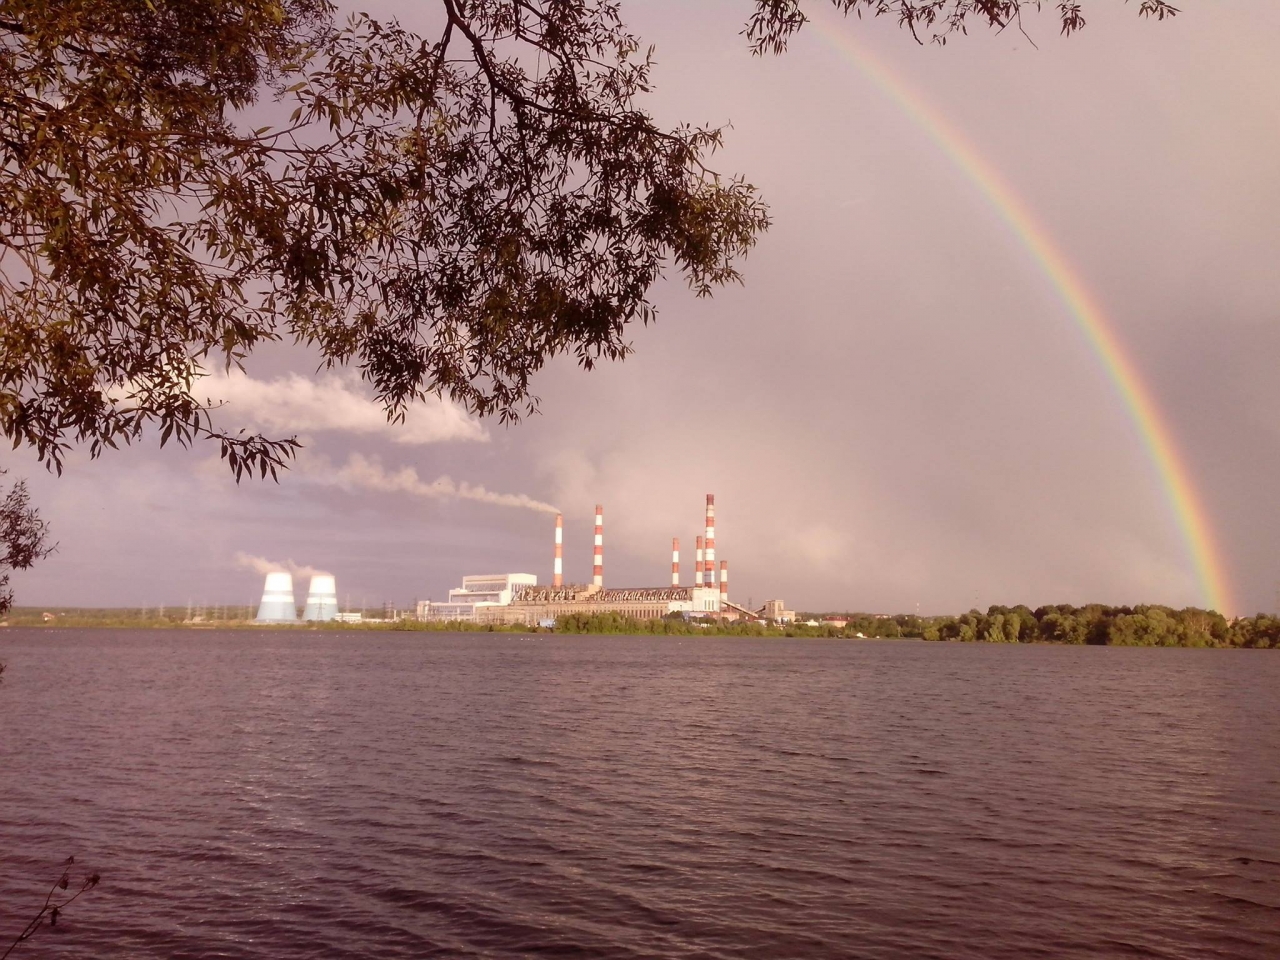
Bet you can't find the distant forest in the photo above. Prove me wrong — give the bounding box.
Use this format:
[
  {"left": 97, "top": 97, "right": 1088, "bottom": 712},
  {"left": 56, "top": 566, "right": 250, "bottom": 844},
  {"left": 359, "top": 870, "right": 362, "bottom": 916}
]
[
  {"left": 814, "top": 605, "right": 1280, "bottom": 649},
  {"left": 557, "top": 605, "right": 1280, "bottom": 648}
]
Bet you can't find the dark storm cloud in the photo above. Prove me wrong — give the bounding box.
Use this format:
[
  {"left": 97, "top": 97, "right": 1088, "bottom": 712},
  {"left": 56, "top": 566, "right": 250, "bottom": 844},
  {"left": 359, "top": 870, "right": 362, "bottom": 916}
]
[{"left": 9, "top": 1, "right": 1280, "bottom": 614}]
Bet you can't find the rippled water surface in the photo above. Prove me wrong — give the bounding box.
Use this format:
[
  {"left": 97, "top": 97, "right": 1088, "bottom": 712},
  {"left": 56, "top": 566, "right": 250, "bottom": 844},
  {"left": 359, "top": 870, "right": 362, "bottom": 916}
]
[{"left": 1, "top": 630, "right": 1278, "bottom": 958}]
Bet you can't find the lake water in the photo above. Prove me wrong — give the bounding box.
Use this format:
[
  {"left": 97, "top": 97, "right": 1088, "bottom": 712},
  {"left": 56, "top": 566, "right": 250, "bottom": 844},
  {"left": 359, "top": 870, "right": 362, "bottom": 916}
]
[{"left": 1, "top": 629, "right": 1277, "bottom": 958}]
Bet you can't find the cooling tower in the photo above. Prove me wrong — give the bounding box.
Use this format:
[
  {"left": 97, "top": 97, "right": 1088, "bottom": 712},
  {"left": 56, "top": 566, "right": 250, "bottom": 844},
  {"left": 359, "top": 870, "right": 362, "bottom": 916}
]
[
  {"left": 255, "top": 571, "right": 298, "bottom": 623},
  {"left": 302, "top": 574, "right": 339, "bottom": 622}
]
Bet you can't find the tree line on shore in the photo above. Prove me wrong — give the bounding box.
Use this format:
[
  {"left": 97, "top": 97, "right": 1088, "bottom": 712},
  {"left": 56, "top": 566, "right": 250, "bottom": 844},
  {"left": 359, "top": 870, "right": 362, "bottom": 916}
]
[
  {"left": 822, "top": 605, "right": 1280, "bottom": 649},
  {"left": 555, "top": 606, "right": 1280, "bottom": 647},
  {"left": 6, "top": 604, "right": 1279, "bottom": 648}
]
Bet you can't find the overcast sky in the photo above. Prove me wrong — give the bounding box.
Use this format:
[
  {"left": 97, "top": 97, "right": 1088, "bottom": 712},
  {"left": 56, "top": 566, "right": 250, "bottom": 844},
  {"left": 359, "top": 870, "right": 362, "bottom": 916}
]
[{"left": 8, "top": 1, "right": 1280, "bottom": 615}]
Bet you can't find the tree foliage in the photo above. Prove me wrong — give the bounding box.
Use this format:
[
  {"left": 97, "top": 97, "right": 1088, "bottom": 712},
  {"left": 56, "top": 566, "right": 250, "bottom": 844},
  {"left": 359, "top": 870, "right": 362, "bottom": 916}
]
[
  {"left": 0, "top": 468, "right": 52, "bottom": 618},
  {"left": 543, "top": 600, "right": 1280, "bottom": 647},
  {"left": 0, "top": 1, "right": 1180, "bottom": 480},
  {"left": 830, "top": 603, "right": 1278, "bottom": 648},
  {"left": 745, "top": 1, "right": 1181, "bottom": 54},
  {"left": 0, "top": 0, "right": 771, "bottom": 479}
]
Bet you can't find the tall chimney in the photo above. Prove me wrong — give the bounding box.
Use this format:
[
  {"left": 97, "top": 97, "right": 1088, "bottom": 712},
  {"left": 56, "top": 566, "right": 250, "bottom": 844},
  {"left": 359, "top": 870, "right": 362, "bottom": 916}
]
[
  {"left": 704, "top": 494, "right": 716, "bottom": 587},
  {"left": 671, "top": 538, "right": 680, "bottom": 587},
  {"left": 593, "top": 504, "right": 604, "bottom": 588},
  {"left": 719, "top": 561, "right": 728, "bottom": 606},
  {"left": 695, "top": 535, "right": 704, "bottom": 588},
  {"left": 553, "top": 513, "right": 563, "bottom": 587}
]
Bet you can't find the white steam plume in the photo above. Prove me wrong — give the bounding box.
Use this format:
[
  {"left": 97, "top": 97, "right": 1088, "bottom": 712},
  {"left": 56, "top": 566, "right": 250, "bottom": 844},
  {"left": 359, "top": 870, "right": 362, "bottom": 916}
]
[
  {"left": 305, "top": 453, "right": 559, "bottom": 514},
  {"left": 234, "top": 552, "right": 331, "bottom": 579},
  {"left": 201, "top": 369, "right": 488, "bottom": 445}
]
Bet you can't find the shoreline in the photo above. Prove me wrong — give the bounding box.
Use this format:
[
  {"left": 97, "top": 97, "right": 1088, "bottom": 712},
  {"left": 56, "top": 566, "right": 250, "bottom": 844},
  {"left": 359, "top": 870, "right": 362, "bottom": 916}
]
[{"left": 4, "top": 602, "right": 1277, "bottom": 648}]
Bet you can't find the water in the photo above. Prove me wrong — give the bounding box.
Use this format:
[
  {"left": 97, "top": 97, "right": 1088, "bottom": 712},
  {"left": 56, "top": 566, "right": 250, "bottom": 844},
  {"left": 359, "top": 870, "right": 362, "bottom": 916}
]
[{"left": 1, "top": 630, "right": 1277, "bottom": 959}]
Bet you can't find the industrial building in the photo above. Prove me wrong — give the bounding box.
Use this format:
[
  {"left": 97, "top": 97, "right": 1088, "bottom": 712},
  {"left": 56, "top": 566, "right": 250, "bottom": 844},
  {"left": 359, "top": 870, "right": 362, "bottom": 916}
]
[
  {"left": 476, "top": 583, "right": 725, "bottom": 625},
  {"left": 760, "top": 599, "right": 797, "bottom": 624},
  {"left": 417, "top": 573, "right": 539, "bottom": 622},
  {"left": 417, "top": 496, "right": 781, "bottom": 626}
]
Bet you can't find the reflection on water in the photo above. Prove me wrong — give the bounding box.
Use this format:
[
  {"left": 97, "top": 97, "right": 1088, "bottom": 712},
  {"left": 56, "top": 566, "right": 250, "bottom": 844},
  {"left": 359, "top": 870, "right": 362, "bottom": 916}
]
[{"left": 0, "top": 630, "right": 1277, "bottom": 959}]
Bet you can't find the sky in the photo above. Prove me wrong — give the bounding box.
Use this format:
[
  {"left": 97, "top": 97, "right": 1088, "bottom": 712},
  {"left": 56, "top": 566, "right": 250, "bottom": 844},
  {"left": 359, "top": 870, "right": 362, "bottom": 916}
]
[{"left": 7, "top": 1, "right": 1280, "bottom": 616}]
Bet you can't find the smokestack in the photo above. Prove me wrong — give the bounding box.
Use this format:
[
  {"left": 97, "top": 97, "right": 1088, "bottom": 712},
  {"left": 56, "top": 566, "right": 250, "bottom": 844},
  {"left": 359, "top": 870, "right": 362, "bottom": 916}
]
[
  {"left": 593, "top": 504, "right": 604, "bottom": 588},
  {"left": 255, "top": 571, "right": 297, "bottom": 623},
  {"left": 695, "top": 535, "right": 703, "bottom": 587},
  {"left": 719, "top": 561, "right": 728, "bottom": 606},
  {"left": 672, "top": 538, "right": 680, "bottom": 587},
  {"left": 303, "top": 574, "right": 339, "bottom": 621},
  {"left": 554, "top": 513, "right": 563, "bottom": 587},
  {"left": 704, "top": 494, "right": 716, "bottom": 587}
]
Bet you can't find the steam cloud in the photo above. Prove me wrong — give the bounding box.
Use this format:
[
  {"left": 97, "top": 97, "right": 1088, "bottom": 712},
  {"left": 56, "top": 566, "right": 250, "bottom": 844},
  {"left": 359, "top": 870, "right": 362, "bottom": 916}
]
[
  {"left": 202, "top": 369, "right": 488, "bottom": 445},
  {"left": 234, "top": 552, "right": 331, "bottom": 579},
  {"left": 306, "top": 453, "right": 560, "bottom": 514}
]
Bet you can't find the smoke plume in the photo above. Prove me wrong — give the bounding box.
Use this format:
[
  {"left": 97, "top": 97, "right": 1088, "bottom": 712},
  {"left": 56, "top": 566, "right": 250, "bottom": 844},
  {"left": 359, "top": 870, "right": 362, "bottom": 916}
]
[
  {"left": 202, "top": 369, "right": 488, "bottom": 445},
  {"left": 305, "top": 453, "right": 559, "bottom": 514},
  {"left": 234, "top": 552, "right": 330, "bottom": 579}
]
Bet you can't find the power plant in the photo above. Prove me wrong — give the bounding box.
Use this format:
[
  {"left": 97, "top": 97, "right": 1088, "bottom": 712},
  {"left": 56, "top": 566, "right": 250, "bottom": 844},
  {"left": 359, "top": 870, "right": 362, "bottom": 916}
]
[
  {"left": 417, "top": 494, "right": 785, "bottom": 625},
  {"left": 241, "top": 493, "right": 792, "bottom": 628},
  {"left": 255, "top": 572, "right": 298, "bottom": 623}
]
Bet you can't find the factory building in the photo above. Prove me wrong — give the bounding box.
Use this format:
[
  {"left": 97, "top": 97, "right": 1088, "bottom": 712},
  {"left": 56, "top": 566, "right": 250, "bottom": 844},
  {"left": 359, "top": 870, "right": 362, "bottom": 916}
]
[
  {"left": 416, "top": 495, "right": 790, "bottom": 626},
  {"left": 417, "top": 573, "right": 539, "bottom": 622},
  {"left": 760, "top": 599, "right": 797, "bottom": 623},
  {"left": 476, "top": 583, "right": 725, "bottom": 625}
]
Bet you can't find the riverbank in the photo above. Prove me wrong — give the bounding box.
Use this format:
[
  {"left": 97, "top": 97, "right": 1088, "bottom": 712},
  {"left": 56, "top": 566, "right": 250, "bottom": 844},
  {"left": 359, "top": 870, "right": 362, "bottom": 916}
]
[
  {"left": 1, "top": 609, "right": 824, "bottom": 639},
  {"left": 4, "top": 604, "right": 1279, "bottom": 646}
]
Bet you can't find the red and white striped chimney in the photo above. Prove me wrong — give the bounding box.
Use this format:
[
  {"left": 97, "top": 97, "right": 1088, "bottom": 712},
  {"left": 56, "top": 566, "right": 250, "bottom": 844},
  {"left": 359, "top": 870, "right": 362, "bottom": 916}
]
[
  {"left": 592, "top": 504, "right": 604, "bottom": 588},
  {"left": 671, "top": 538, "right": 680, "bottom": 587},
  {"left": 703, "top": 494, "right": 716, "bottom": 587},
  {"left": 553, "top": 513, "right": 563, "bottom": 587},
  {"left": 695, "top": 535, "right": 703, "bottom": 587},
  {"left": 719, "top": 560, "right": 728, "bottom": 606}
]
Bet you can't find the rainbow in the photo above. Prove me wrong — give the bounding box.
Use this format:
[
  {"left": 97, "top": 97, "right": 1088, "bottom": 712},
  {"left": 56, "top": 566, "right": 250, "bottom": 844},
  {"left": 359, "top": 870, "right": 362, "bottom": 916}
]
[{"left": 810, "top": 17, "right": 1233, "bottom": 614}]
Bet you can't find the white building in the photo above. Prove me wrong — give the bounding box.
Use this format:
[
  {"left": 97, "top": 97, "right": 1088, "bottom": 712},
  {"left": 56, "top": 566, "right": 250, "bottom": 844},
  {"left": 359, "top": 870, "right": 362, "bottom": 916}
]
[
  {"left": 680, "top": 586, "right": 725, "bottom": 616},
  {"left": 417, "top": 573, "right": 538, "bottom": 622},
  {"left": 760, "top": 599, "right": 796, "bottom": 623}
]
